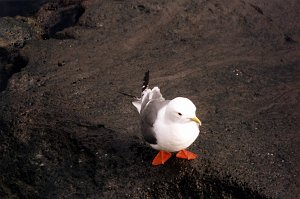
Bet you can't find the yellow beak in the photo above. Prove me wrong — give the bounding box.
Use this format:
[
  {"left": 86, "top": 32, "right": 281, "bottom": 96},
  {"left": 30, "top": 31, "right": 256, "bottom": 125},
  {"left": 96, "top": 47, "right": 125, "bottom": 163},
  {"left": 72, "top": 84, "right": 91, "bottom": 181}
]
[{"left": 191, "top": 117, "right": 202, "bottom": 125}]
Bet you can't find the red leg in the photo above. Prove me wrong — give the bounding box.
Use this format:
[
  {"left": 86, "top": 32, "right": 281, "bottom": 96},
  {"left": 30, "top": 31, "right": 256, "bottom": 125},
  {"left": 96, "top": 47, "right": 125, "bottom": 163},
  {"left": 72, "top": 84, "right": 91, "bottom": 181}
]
[
  {"left": 176, "top": 150, "right": 197, "bottom": 160},
  {"left": 152, "top": 150, "right": 172, "bottom": 166}
]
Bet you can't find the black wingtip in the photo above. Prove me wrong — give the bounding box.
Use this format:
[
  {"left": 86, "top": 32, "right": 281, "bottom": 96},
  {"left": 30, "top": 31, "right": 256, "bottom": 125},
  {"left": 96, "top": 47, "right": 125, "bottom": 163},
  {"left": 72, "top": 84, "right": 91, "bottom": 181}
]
[{"left": 142, "top": 70, "right": 150, "bottom": 92}]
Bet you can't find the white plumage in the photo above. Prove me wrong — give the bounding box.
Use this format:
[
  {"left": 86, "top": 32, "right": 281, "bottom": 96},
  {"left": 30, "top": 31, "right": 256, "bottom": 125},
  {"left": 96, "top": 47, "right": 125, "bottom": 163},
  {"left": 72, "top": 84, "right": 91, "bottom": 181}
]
[{"left": 133, "top": 87, "right": 201, "bottom": 152}]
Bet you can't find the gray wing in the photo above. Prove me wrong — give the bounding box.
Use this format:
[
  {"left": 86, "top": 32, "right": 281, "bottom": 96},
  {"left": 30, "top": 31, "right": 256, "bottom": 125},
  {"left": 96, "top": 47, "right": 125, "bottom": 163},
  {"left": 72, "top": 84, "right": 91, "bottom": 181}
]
[{"left": 140, "top": 99, "right": 169, "bottom": 144}]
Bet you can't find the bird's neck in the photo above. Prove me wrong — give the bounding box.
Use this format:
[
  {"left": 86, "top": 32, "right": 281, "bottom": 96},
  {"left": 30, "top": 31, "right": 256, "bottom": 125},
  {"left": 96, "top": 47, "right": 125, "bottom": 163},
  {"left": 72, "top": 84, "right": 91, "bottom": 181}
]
[{"left": 162, "top": 108, "right": 174, "bottom": 125}]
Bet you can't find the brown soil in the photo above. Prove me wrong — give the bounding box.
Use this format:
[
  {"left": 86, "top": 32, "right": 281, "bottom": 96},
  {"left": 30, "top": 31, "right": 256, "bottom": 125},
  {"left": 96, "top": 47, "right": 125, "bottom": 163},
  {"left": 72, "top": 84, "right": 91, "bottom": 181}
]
[{"left": 0, "top": 0, "right": 299, "bottom": 198}]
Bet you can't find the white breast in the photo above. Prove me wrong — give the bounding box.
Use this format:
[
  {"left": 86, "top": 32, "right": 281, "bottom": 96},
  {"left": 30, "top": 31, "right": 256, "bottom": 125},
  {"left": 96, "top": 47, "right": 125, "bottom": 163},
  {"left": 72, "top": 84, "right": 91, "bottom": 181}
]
[{"left": 150, "top": 107, "right": 199, "bottom": 152}]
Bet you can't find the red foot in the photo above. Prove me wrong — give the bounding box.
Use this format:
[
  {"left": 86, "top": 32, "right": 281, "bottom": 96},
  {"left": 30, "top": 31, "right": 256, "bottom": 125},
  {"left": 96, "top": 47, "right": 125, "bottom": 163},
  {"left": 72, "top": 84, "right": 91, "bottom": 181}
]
[
  {"left": 176, "top": 150, "right": 197, "bottom": 160},
  {"left": 152, "top": 150, "right": 172, "bottom": 166}
]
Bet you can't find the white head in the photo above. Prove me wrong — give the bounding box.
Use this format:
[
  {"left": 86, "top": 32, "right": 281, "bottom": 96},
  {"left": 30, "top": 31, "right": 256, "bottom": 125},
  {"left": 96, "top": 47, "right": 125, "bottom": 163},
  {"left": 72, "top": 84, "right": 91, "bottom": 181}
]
[{"left": 165, "top": 97, "right": 201, "bottom": 125}]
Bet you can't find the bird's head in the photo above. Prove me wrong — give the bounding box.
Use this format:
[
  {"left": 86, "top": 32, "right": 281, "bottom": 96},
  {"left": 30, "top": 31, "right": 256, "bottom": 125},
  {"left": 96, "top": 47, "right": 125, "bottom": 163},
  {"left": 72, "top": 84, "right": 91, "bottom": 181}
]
[{"left": 165, "top": 97, "right": 201, "bottom": 125}]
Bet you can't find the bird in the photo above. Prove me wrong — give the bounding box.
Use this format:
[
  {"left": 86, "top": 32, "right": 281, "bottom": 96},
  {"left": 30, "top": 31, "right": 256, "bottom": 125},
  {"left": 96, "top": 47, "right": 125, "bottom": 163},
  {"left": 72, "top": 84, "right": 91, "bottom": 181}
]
[{"left": 132, "top": 71, "right": 202, "bottom": 166}]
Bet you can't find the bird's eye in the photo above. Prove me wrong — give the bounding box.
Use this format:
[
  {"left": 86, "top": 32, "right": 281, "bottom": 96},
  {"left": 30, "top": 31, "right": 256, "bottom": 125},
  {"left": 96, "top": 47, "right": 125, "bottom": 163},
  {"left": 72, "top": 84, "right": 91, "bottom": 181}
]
[{"left": 178, "top": 113, "right": 182, "bottom": 116}]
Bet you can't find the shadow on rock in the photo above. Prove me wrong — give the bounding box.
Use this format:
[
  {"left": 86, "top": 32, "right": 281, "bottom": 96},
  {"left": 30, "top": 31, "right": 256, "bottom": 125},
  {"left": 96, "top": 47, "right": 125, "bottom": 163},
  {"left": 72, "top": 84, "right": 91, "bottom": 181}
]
[
  {"left": 0, "top": 0, "right": 48, "bottom": 17},
  {"left": 68, "top": 122, "right": 268, "bottom": 198},
  {"left": 0, "top": 48, "right": 28, "bottom": 91},
  {"left": 36, "top": 1, "right": 85, "bottom": 39}
]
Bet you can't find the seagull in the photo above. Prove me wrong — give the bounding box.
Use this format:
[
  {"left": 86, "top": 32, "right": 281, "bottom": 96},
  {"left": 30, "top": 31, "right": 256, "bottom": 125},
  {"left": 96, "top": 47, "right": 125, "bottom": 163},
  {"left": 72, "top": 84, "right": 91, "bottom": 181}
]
[{"left": 132, "top": 71, "right": 202, "bottom": 166}]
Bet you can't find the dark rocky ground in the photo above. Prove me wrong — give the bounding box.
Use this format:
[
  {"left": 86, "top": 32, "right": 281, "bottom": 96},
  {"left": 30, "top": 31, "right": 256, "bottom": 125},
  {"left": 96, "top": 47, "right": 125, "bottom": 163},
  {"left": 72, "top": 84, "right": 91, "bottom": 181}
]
[{"left": 0, "top": 0, "right": 299, "bottom": 198}]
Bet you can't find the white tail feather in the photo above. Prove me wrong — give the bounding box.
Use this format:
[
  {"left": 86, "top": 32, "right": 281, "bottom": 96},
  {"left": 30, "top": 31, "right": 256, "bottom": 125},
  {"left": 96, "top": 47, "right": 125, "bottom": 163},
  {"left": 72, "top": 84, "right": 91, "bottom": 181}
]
[{"left": 132, "top": 100, "right": 142, "bottom": 113}]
